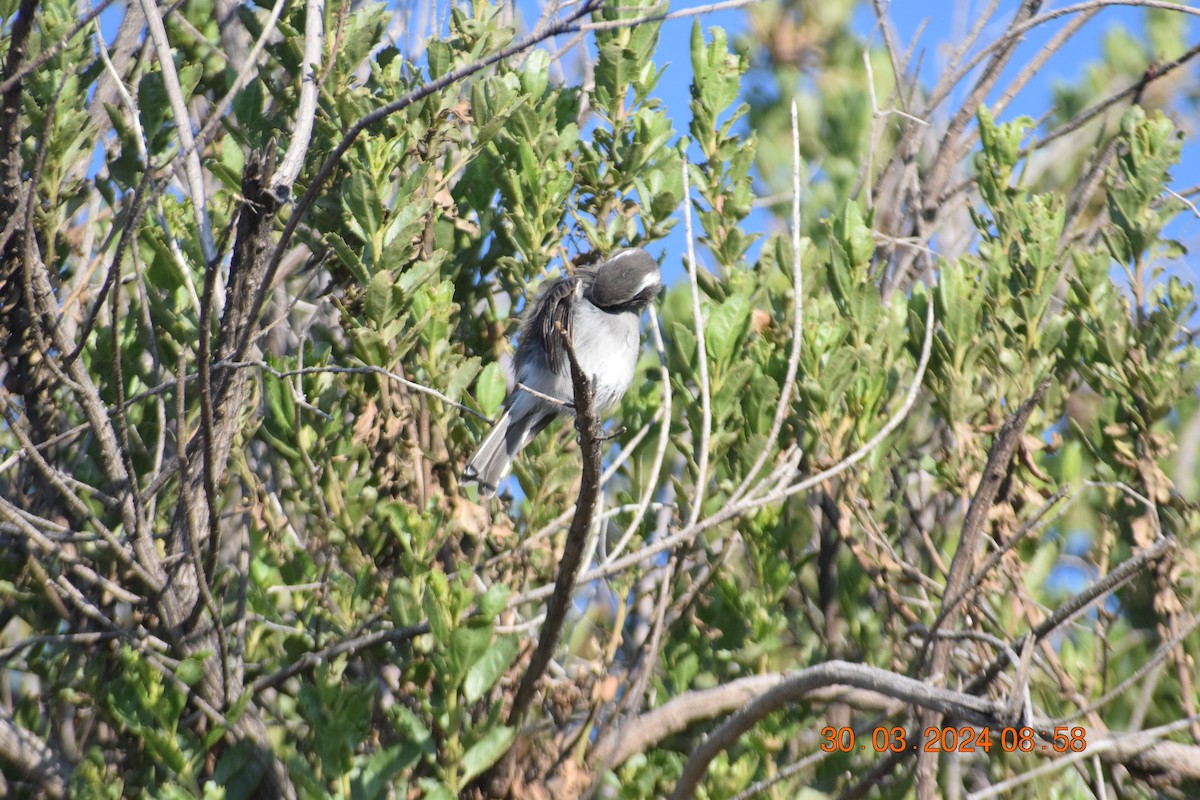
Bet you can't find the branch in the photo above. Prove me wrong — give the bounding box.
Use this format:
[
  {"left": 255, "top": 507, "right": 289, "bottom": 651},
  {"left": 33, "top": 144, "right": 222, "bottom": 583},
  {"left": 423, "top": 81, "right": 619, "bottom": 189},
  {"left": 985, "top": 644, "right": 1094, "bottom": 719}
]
[
  {"left": 680, "top": 159, "right": 712, "bottom": 528},
  {"left": 508, "top": 325, "right": 603, "bottom": 725},
  {"left": 591, "top": 674, "right": 788, "bottom": 768},
  {"left": 223, "top": 359, "right": 492, "bottom": 422},
  {"left": 250, "top": 622, "right": 429, "bottom": 695},
  {"left": 0, "top": 708, "right": 69, "bottom": 799},
  {"left": 843, "top": 536, "right": 1179, "bottom": 799},
  {"left": 579, "top": 0, "right": 763, "bottom": 31},
  {"left": 669, "top": 660, "right": 1004, "bottom": 800},
  {"left": 916, "top": 380, "right": 1048, "bottom": 797},
  {"left": 968, "top": 716, "right": 1200, "bottom": 799},
  {"left": 732, "top": 98, "right": 805, "bottom": 503},
  {"left": 923, "top": 380, "right": 1050, "bottom": 664},
  {"left": 134, "top": 0, "right": 217, "bottom": 264},
  {"left": 270, "top": 0, "right": 324, "bottom": 191}
]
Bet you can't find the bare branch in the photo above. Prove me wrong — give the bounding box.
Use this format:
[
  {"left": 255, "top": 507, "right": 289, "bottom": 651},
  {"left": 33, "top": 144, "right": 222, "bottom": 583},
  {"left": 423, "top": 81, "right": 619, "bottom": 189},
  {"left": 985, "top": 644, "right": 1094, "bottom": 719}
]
[
  {"left": 0, "top": 708, "right": 69, "bottom": 799},
  {"left": 250, "top": 622, "right": 429, "bottom": 695},
  {"left": 591, "top": 673, "right": 787, "bottom": 768},
  {"left": 669, "top": 660, "right": 1004, "bottom": 800},
  {"left": 916, "top": 380, "right": 1049, "bottom": 797},
  {"left": 579, "top": 0, "right": 763, "bottom": 31},
  {"left": 223, "top": 359, "right": 492, "bottom": 422},
  {"left": 508, "top": 324, "right": 604, "bottom": 724},
  {"left": 135, "top": 0, "right": 217, "bottom": 264},
  {"left": 968, "top": 716, "right": 1200, "bottom": 799},
  {"left": 681, "top": 158, "right": 712, "bottom": 528},
  {"left": 923, "top": 381, "right": 1051, "bottom": 664},
  {"left": 732, "top": 98, "right": 806, "bottom": 502},
  {"left": 605, "top": 306, "right": 672, "bottom": 563},
  {"left": 271, "top": 0, "right": 325, "bottom": 191}
]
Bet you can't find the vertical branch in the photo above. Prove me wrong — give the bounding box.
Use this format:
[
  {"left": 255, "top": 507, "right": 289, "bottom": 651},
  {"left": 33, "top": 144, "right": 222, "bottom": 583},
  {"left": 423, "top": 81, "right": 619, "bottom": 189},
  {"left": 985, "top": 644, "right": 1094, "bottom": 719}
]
[
  {"left": 680, "top": 158, "right": 712, "bottom": 527},
  {"left": 732, "top": 98, "right": 805, "bottom": 502},
  {"left": 270, "top": 0, "right": 325, "bottom": 193},
  {"left": 508, "top": 325, "right": 603, "bottom": 725},
  {"left": 605, "top": 305, "right": 672, "bottom": 563},
  {"left": 914, "top": 380, "right": 1049, "bottom": 799},
  {"left": 160, "top": 150, "right": 292, "bottom": 798},
  {"left": 134, "top": 0, "right": 217, "bottom": 264}
]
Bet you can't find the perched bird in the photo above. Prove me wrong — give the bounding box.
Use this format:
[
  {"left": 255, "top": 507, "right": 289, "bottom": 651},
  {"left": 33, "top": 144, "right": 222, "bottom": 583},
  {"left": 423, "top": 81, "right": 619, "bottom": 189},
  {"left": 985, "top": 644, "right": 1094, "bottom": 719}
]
[{"left": 463, "top": 248, "right": 662, "bottom": 496}]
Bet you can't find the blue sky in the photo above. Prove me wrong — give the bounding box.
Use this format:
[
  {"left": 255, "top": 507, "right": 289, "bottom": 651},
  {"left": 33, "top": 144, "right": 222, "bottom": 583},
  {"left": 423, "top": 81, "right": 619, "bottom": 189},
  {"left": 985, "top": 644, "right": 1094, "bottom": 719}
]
[
  {"left": 93, "top": 0, "right": 1197, "bottom": 285},
  {"left": 512, "top": 0, "right": 1199, "bottom": 288}
]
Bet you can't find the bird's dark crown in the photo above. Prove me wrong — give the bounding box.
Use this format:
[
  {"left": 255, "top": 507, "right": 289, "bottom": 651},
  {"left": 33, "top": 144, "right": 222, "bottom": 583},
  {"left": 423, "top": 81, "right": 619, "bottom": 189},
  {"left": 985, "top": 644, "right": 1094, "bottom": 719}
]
[{"left": 586, "top": 248, "right": 662, "bottom": 311}]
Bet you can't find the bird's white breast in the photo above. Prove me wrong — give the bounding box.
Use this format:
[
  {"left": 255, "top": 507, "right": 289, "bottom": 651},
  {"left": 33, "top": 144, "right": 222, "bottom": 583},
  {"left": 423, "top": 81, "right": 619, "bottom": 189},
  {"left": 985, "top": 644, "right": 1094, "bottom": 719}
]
[{"left": 571, "top": 302, "right": 640, "bottom": 410}]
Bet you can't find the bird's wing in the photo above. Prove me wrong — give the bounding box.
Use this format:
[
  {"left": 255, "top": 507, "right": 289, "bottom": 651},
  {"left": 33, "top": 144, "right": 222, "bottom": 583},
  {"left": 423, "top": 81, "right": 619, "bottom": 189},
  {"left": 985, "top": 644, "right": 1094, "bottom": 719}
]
[{"left": 532, "top": 276, "right": 580, "bottom": 376}]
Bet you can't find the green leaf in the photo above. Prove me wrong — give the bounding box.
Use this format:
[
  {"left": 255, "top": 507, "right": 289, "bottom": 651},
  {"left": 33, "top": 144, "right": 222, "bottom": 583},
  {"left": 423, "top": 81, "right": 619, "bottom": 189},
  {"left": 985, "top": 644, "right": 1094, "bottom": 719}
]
[
  {"left": 427, "top": 39, "right": 452, "bottom": 79},
  {"left": 519, "top": 48, "right": 550, "bottom": 99},
  {"left": 176, "top": 656, "right": 205, "bottom": 688},
  {"left": 220, "top": 135, "right": 244, "bottom": 179},
  {"left": 460, "top": 726, "right": 515, "bottom": 784},
  {"left": 464, "top": 635, "right": 518, "bottom": 704},
  {"left": 706, "top": 293, "right": 750, "bottom": 363},
  {"left": 398, "top": 252, "right": 447, "bottom": 299},
  {"left": 415, "top": 780, "right": 455, "bottom": 800},
  {"left": 365, "top": 271, "right": 397, "bottom": 327},
  {"left": 477, "top": 582, "right": 510, "bottom": 619},
  {"left": 449, "top": 624, "right": 492, "bottom": 684},
  {"left": 327, "top": 232, "right": 371, "bottom": 284},
  {"left": 212, "top": 743, "right": 266, "bottom": 800},
  {"left": 344, "top": 172, "right": 384, "bottom": 247},
  {"left": 393, "top": 705, "right": 435, "bottom": 754},
  {"left": 423, "top": 571, "right": 453, "bottom": 643},
  {"left": 690, "top": 21, "right": 744, "bottom": 116},
  {"left": 350, "top": 743, "right": 423, "bottom": 800},
  {"left": 445, "top": 357, "right": 482, "bottom": 403},
  {"left": 476, "top": 362, "right": 507, "bottom": 419}
]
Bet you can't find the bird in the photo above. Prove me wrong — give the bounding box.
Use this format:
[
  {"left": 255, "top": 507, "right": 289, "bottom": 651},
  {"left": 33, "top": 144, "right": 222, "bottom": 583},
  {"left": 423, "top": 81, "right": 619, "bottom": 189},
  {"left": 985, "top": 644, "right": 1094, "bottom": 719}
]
[{"left": 462, "top": 248, "right": 662, "bottom": 497}]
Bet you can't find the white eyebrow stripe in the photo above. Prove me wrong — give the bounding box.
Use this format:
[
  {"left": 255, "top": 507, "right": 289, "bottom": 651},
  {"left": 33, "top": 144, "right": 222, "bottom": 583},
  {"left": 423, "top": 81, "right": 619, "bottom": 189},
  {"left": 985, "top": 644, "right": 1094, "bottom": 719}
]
[{"left": 635, "top": 268, "right": 661, "bottom": 294}]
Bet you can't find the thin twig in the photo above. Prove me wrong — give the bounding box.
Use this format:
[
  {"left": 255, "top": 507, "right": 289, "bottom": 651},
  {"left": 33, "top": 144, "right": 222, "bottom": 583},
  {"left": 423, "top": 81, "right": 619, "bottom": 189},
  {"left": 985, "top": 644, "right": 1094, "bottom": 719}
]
[
  {"left": 221, "top": 359, "right": 492, "bottom": 421},
  {"left": 579, "top": 0, "right": 763, "bottom": 31},
  {"left": 271, "top": 0, "right": 325, "bottom": 191},
  {"left": 605, "top": 306, "right": 673, "bottom": 563},
  {"left": 135, "top": 0, "right": 217, "bottom": 264},
  {"left": 732, "top": 98, "right": 806, "bottom": 502},
  {"left": 680, "top": 158, "right": 712, "bottom": 528}
]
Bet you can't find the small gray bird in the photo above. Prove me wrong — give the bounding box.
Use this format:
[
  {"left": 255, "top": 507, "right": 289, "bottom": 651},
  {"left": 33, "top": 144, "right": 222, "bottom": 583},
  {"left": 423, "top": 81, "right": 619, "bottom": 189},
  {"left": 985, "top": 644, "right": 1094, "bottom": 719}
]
[{"left": 463, "top": 248, "right": 662, "bottom": 496}]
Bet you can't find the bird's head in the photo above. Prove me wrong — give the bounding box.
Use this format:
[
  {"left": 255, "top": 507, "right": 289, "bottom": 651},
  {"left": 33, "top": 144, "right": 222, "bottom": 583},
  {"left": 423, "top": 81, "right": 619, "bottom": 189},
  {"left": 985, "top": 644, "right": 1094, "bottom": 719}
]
[{"left": 587, "top": 248, "right": 662, "bottom": 312}]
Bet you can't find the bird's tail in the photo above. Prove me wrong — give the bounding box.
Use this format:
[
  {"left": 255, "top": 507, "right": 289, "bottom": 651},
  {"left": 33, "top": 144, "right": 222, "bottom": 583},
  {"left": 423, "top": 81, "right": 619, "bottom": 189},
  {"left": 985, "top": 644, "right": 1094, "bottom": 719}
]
[{"left": 462, "top": 410, "right": 519, "bottom": 497}]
